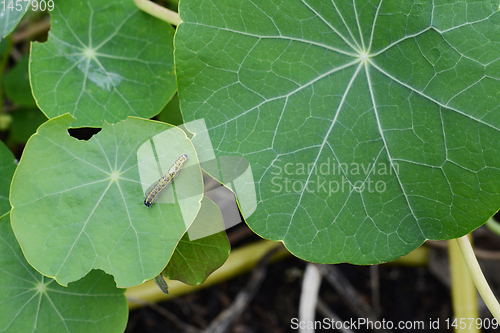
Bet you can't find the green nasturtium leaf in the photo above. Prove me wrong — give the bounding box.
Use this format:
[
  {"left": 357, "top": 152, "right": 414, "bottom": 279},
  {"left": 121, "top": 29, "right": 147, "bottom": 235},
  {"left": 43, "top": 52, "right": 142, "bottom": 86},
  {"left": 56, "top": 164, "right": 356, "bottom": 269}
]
[
  {"left": 0, "top": 141, "right": 16, "bottom": 216},
  {"left": 0, "top": 213, "right": 128, "bottom": 333},
  {"left": 163, "top": 196, "right": 230, "bottom": 285},
  {"left": 10, "top": 114, "right": 203, "bottom": 287},
  {"left": 0, "top": 1, "right": 30, "bottom": 39},
  {"left": 176, "top": 0, "right": 500, "bottom": 264},
  {"left": 30, "top": 0, "right": 176, "bottom": 127}
]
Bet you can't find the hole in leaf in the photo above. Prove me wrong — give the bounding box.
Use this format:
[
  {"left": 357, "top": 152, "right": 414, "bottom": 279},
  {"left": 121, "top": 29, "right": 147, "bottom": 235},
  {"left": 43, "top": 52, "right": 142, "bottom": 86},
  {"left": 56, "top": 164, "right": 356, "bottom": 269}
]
[{"left": 68, "top": 128, "right": 102, "bottom": 141}]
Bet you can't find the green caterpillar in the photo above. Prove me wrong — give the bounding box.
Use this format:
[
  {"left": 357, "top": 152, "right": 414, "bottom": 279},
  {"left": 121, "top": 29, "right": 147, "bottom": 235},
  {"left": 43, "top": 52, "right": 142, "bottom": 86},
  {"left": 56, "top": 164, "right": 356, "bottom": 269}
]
[{"left": 144, "top": 154, "right": 189, "bottom": 207}]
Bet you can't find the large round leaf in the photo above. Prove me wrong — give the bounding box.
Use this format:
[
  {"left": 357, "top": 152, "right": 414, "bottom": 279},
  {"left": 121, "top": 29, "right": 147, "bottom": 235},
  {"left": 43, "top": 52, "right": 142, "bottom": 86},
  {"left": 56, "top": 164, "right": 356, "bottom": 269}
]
[
  {"left": 10, "top": 114, "right": 203, "bottom": 287},
  {"left": 30, "top": 0, "right": 176, "bottom": 127},
  {"left": 176, "top": 0, "right": 500, "bottom": 263},
  {"left": 0, "top": 213, "right": 128, "bottom": 333}
]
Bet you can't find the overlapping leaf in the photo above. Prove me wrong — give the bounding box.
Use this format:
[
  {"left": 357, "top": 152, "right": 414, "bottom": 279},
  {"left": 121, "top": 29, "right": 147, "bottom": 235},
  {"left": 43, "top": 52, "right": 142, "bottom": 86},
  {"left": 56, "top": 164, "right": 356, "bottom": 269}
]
[
  {"left": 164, "top": 197, "right": 230, "bottom": 285},
  {"left": 176, "top": 0, "right": 500, "bottom": 263},
  {"left": 10, "top": 114, "right": 203, "bottom": 287},
  {"left": 0, "top": 213, "right": 128, "bottom": 333},
  {"left": 30, "top": 0, "right": 176, "bottom": 127}
]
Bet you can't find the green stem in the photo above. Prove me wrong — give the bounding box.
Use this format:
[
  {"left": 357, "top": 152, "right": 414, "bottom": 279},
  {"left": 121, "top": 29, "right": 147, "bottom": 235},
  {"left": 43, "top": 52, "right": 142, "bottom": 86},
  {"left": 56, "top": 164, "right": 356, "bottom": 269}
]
[
  {"left": 456, "top": 235, "right": 500, "bottom": 320},
  {"left": 448, "top": 238, "right": 479, "bottom": 333},
  {"left": 133, "top": 0, "right": 182, "bottom": 26},
  {"left": 486, "top": 217, "right": 500, "bottom": 236}
]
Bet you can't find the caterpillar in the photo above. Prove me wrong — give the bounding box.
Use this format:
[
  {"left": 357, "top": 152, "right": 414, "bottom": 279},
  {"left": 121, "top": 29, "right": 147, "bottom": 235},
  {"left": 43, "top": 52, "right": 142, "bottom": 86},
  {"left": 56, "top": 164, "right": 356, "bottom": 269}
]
[{"left": 144, "top": 154, "right": 189, "bottom": 207}]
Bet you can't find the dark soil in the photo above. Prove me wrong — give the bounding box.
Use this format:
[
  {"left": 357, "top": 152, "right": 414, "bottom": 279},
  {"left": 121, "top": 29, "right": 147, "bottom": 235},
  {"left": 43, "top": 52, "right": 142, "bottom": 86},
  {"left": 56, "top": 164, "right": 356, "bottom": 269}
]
[{"left": 125, "top": 223, "right": 500, "bottom": 333}]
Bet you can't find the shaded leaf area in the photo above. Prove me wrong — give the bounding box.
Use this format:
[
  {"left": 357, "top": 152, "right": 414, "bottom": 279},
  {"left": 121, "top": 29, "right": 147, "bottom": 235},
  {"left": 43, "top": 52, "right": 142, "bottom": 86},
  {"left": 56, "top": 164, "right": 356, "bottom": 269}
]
[
  {"left": 0, "top": 214, "right": 128, "bottom": 333},
  {"left": 30, "top": 0, "right": 176, "bottom": 127},
  {"left": 0, "top": 0, "right": 30, "bottom": 39},
  {"left": 4, "top": 55, "right": 36, "bottom": 107},
  {"left": 157, "top": 94, "right": 183, "bottom": 126},
  {"left": 0, "top": 141, "right": 16, "bottom": 215},
  {"left": 3, "top": 54, "right": 48, "bottom": 146},
  {"left": 6, "top": 108, "right": 47, "bottom": 145},
  {"left": 164, "top": 197, "right": 230, "bottom": 285},
  {"left": 10, "top": 114, "right": 203, "bottom": 287},
  {"left": 176, "top": 0, "right": 500, "bottom": 264}
]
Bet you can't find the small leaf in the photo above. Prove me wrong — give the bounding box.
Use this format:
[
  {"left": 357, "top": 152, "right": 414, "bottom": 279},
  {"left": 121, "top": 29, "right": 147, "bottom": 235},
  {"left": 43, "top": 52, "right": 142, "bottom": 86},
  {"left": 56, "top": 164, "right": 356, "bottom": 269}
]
[
  {"left": 163, "top": 197, "right": 230, "bottom": 285},
  {"left": 0, "top": 213, "right": 128, "bottom": 333},
  {"left": 30, "top": 0, "right": 176, "bottom": 127},
  {"left": 10, "top": 114, "right": 203, "bottom": 287},
  {"left": 0, "top": 141, "right": 16, "bottom": 216}
]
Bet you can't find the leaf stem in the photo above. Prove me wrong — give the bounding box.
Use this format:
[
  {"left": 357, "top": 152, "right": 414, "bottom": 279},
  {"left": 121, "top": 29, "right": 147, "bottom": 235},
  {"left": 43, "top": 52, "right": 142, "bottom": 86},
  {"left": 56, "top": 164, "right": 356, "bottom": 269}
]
[
  {"left": 133, "top": 0, "right": 182, "bottom": 26},
  {"left": 455, "top": 235, "right": 500, "bottom": 320},
  {"left": 154, "top": 274, "right": 169, "bottom": 294}
]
